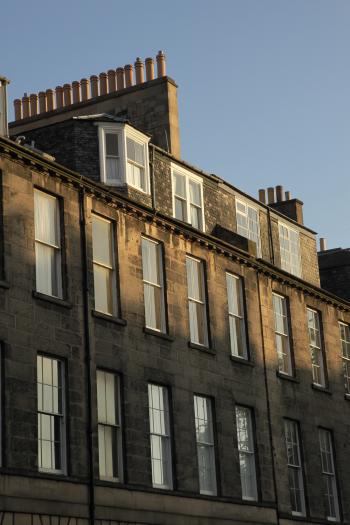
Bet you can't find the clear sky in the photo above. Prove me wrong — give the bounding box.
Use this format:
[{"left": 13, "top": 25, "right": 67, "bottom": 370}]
[{"left": 2, "top": 0, "right": 349, "bottom": 248}]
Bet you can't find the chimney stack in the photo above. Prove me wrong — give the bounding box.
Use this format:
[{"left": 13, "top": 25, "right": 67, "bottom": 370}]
[
  {"left": 11, "top": 52, "right": 168, "bottom": 121},
  {"left": 156, "top": 51, "right": 166, "bottom": 77},
  {"left": 55, "top": 86, "right": 64, "bottom": 108},
  {"left": 14, "top": 99, "right": 22, "bottom": 121},
  {"left": 145, "top": 58, "right": 155, "bottom": 81},
  {"left": 320, "top": 238, "right": 327, "bottom": 251},
  {"left": 72, "top": 81, "right": 81, "bottom": 104},
  {"left": 116, "top": 68, "right": 125, "bottom": 90},
  {"left": 0, "top": 76, "right": 10, "bottom": 136},
  {"left": 99, "top": 73, "right": 108, "bottom": 95},
  {"left": 80, "top": 79, "right": 90, "bottom": 101},
  {"left": 276, "top": 185, "right": 284, "bottom": 202},
  {"left": 258, "top": 189, "right": 266, "bottom": 204},
  {"left": 267, "top": 187, "right": 275, "bottom": 204},
  {"left": 107, "top": 70, "right": 116, "bottom": 93},
  {"left": 135, "top": 58, "right": 144, "bottom": 84},
  {"left": 46, "top": 89, "right": 54, "bottom": 111},
  {"left": 124, "top": 65, "right": 134, "bottom": 87}
]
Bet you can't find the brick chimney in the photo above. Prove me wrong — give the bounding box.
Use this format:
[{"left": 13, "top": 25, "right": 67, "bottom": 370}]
[
  {"left": 9, "top": 52, "right": 181, "bottom": 157},
  {"left": 258, "top": 186, "right": 304, "bottom": 225}
]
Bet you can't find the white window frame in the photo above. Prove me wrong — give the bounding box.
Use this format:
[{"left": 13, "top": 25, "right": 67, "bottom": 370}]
[
  {"left": 148, "top": 383, "right": 173, "bottom": 490},
  {"left": 34, "top": 189, "right": 63, "bottom": 299},
  {"left": 186, "top": 256, "right": 209, "bottom": 347},
  {"left": 235, "top": 198, "right": 261, "bottom": 257},
  {"left": 272, "top": 293, "right": 293, "bottom": 376},
  {"left": 226, "top": 273, "right": 247, "bottom": 359},
  {"left": 235, "top": 406, "right": 258, "bottom": 501},
  {"left": 37, "top": 354, "right": 66, "bottom": 475},
  {"left": 307, "top": 308, "right": 326, "bottom": 387},
  {"left": 141, "top": 237, "right": 166, "bottom": 333},
  {"left": 97, "top": 370, "right": 123, "bottom": 482},
  {"left": 171, "top": 163, "right": 205, "bottom": 231},
  {"left": 98, "top": 123, "right": 150, "bottom": 193},
  {"left": 91, "top": 213, "right": 118, "bottom": 316},
  {"left": 318, "top": 429, "right": 340, "bottom": 522},
  {"left": 284, "top": 419, "right": 306, "bottom": 517},
  {"left": 278, "top": 222, "right": 301, "bottom": 277},
  {"left": 339, "top": 321, "right": 350, "bottom": 396},
  {"left": 193, "top": 395, "right": 217, "bottom": 496}
]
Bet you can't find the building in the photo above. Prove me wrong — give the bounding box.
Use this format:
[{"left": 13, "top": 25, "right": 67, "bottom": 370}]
[{"left": 0, "top": 52, "right": 348, "bottom": 525}]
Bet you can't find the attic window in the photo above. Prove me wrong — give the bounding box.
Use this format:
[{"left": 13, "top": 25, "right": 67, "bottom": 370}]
[{"left": 98, "top": 123, "right": 150, "bottom": 193}]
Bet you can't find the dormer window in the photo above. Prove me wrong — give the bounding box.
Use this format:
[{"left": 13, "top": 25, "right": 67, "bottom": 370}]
[
  {"left": 171, "top": 164, "right": 204, "bottom": 231},
  {"left": 235, "top": 199, "right": 261, "bottom": 257},
  {"left": 98, "top": 123, "right": 150, "bottom": 193}
]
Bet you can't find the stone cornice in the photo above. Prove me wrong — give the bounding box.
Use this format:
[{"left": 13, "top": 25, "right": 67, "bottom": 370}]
[{"left": 0, "top": 136, "right": 349, "bottom": 313}]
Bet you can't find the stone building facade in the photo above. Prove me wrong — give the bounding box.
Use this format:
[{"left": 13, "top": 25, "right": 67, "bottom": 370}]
[{"left": 0, "top": 53, "right": 348, "bottom": 524}]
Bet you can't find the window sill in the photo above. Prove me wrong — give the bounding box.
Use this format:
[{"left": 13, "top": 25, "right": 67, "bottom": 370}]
[
  {"left": 276, "top": 370, "right": 299, "bottom": 383},
  {"left": 230, "top": 355, "right": 254, "bottom": 367},
  {"left": 188, "top": 341, "right": 215, "bottom": 355},
  {"left": 311, "top": 383, "right": 332, "bottom": 395},
  {"left": 32, "top": 291, "right": 72, "bottom": 309},
  {"left": 0, "top": 280, "right": 9, "bottom": 289},
  {"left": 344, "top": 393, "right": 350, "bottom": 401},
  {"left": 91, "top": 310, "right": 127, "bottom": 326},
  {"left": 143, "top": 327, "right": 174, "bottom": 342}
]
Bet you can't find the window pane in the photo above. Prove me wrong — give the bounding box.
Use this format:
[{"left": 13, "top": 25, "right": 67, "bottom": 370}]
[
  {"left": 307, "top": 309, "right": 325, "bottom": 386},
  {"left": 174, "top": 173, "right": 186, "bottom": 198},
  {"left": 236, "top": 406, "right": 257, "bottom": 501},
  {"left": 92, "top": 216, "right": 112, "bottom": 267},
  {"left": 189, "top": 180, "right": 201, "bottom": 206},
  {"left": 106, "top": 158, "right": 120, "bottom": 182},
  {"left": 148, "top": 384, "right": 172, "bottom": 489},
  {"left": 236, "top": 200, "right": 261, "bottom": 257},
  {"left": 37, "top": 355, "right": 64, "bottom": 473},
  {"left": 34, "top": 190, "right": 60, "bottom": 246},
  {"left": 279, "top": 224, "right": 301, "bottom": 277},
  {"left": 127, "top": 137, "right": 144, "bottom": 166},
  {"left": 273, "top": 294, "right": 292, "bottom": 375},
  {"left": 105, "top": 133, "right": 119, "bottom": 156},
  {"left": 194, "top": 396, "right": 216, "bottom": 495},
  {"left": 175, "top": 197, "right": 186, "bottom": 221},
  {"left": 284, "top": 420, "right": 305, "bottom": 515},
  {"left": 319, "top": 429, "right": 339, "bottom": 520},
  {"left": 97, "top": 371, "right": 122, "bottom": 481},
  {"left": 93, "top": 264, "right": 113, "bottom": 314},
  {"left": 227, "top": 274, "right": 247, "bottom": 358},
  {"left": 142, "top": 238, "right": 165, "bottom": 332}
]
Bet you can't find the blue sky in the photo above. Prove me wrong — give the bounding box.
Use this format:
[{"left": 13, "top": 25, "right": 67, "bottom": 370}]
[{"left": 2, "top": 0, "right": 350, "bottom": 248}]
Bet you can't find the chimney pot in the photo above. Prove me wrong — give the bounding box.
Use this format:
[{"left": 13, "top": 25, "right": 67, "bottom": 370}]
[
  {"left": 267, "top": 187, "right": 275, "bottom": 204},
  {"left": 276, "top": 185, "right": 284, "bottom": 202},
  {"left": 22, "top": 94, "right": 30, "bottom": 118},
  {"left": 156, "top": 50, "right": 166, "bottom": 77},
  {"left": 90, "top": 75, "right": 99, "bottom": 97},
  {"left": 99, "top": 72, "right": 108, "bottom": 95},
  {"left": 258, "top": 189, "right": 266, "bottom": 204},
  {"left": 46, "top": 89, "right": 54, "bottom": 111},
  {"left": 14, "top": 99, "right": 22, "bottom": 121},
  {"left": 145, "top": 58, "right": 155, "bottom": 81},
  {"left": 38, "top": 91, "right": 47, "bottom": 114},
  {"left": 55, "top": 86, "right": 64, "bottom": 108},
  {"left": 107, "top": 70, "right": 116, "bottom": 92},
  {"left": 72, "top": 81, "right": 81, "bottom": 104},
  {"left": 116, "top": 68, "right": 125, "bottom": 90},
  {"left": 320, "top": 238, "right": 327, "bottom": 251},
  {"left": 29, "top": 94, "right": 38, "bottom": 116},
  {"left": 80, "top": 79, "right": 90, "bottom": 101},
  {"left": 135, "top": 58, "right": 144, "bottom": 84},
  {"left": 285, "top": 191, "right": 291, "bottom": 200},
  {"left": 63, "top": 84, "right": 72, "bottom": 106},
  {"left": 124, "top": 64, "right": 134, "bottom": 87}
]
